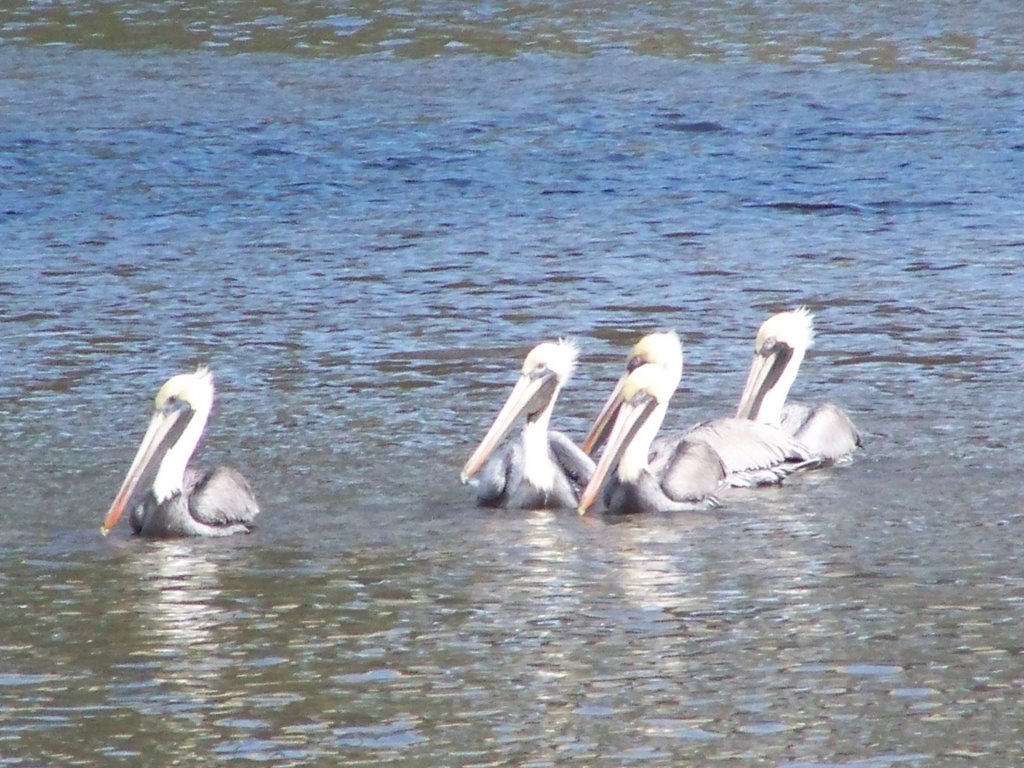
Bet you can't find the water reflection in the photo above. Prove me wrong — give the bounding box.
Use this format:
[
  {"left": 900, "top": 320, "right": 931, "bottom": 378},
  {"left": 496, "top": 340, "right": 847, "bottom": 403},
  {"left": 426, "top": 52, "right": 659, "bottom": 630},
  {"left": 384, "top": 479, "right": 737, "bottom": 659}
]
[
  {"left": 601, "top": 513, "right": 714, "bottom": 614},
  {"left": 125, "top": 542, "right": 228, "bottom": 688}
]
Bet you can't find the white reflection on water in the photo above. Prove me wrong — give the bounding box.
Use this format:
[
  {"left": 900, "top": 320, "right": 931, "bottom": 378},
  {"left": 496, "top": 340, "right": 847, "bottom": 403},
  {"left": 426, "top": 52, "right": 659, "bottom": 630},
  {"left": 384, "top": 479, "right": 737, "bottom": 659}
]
[
  {"left": 124, "top": 542, "right": 229, "bottom": 695},
  {"left": 602, "top": 512, "right": 715, "bottom": 614}
]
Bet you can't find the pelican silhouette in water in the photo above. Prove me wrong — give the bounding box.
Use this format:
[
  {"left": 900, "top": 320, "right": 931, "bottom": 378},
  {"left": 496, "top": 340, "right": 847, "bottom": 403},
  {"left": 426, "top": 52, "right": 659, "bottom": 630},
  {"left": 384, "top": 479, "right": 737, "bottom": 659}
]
[
  {"left": 101, "top": 367, "right": 259, "bottom": 537},
  {"left": 461, "top": 339, "right": 595, "bottom": 510},
  {"left": 583, "top": 332, "right": 814, "bottom": 487},
  {"left": 578, "top": 363, "right": 726, "bottom": 515},
  {"left": 736, "top": 307, "right": 861, "bottom": 462}
]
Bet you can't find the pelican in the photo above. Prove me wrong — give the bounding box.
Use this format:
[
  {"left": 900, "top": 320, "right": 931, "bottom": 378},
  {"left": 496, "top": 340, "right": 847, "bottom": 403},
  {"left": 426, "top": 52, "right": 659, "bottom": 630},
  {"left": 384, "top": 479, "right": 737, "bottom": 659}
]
[
  {"left": 101, "top": 367, "right": 259, "bottom": 537},
  {"left": 460, "top": 339, "right": 595, "bottom": 510},
  {"left": 583, "top": 331, "right": 815, "bottom": 487},
  {"left": 581, "top": 331, "right": 682, "bottom": 456},
  {"left": 736, "top": 307, "right": 861, "bottom": 462},
  {"left": 578, "top": 363, "right": 725, "bottom": 515}
]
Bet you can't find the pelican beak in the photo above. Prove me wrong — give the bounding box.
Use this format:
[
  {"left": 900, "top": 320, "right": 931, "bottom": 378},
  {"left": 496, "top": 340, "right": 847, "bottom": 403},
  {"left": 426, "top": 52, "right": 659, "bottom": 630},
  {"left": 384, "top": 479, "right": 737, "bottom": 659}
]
[
  {"left": 577, "top": 390, "right": 658, "bottom": 515},
  {"left": 580, "top": 373, "right": 627, "bottom": 456},
  {"left": 735, "top": 343, "right": 793, "bottom": 420},
  {"left": 461, "top": 369, "right": 558, "bottom": 483},
  {"left": 101, "top": 400, "right": 193, "bottom": 535}
]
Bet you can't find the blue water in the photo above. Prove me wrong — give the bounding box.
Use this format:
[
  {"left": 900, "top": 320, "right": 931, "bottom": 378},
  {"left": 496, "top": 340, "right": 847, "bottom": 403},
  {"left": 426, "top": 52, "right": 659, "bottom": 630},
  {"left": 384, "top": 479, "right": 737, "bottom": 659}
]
[{"left": 1, "top": 5, "right": 1024, "bottom": 764}]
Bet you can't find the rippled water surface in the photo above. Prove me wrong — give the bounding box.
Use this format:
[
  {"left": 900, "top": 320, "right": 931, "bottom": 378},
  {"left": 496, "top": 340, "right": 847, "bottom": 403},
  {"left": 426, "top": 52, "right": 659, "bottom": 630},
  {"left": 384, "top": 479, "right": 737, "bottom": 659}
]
[{"left": 2, "top": 1, "right": 1023, "bottom": 765}]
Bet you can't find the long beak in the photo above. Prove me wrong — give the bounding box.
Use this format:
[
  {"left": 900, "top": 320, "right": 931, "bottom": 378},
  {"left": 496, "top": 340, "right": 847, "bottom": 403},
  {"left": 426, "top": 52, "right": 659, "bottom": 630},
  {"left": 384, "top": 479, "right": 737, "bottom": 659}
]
[
  {"left": 461, "top": 371, "right": 556, "bottom": 483},
  {"left": 580, "top": 374, "right": 627, "bottom": 455},
  {"left": 577, "top": 393, "right": 656, "bottom": 515},
  {"left": 101, "top": 404, "right": 192, "bottom": 535},
  {"left": 735, "top": 345, "right": 791, "bottom": 420}
]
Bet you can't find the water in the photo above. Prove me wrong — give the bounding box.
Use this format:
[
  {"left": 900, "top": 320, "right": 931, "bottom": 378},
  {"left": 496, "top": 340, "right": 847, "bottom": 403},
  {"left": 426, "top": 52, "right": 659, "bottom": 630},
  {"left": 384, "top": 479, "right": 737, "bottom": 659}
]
[{"left": 2, "top": 2, "right": 1024, "bottom": 765}]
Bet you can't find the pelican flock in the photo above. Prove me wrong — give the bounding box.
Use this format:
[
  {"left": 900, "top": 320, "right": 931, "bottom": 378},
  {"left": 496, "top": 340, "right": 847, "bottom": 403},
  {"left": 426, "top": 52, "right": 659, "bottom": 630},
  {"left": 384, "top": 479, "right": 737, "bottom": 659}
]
[
  {"left": 102, "top": 367, "right": 259, "bottom": 537},
  {"left": 464, "top": 308, "right": 859, "bottom": 515},
  {"left": 98, "top": 309, "right": 859, "bottom": 535},
  {"left": 582, "top": 331, "right": 816, "bottom": 489}
]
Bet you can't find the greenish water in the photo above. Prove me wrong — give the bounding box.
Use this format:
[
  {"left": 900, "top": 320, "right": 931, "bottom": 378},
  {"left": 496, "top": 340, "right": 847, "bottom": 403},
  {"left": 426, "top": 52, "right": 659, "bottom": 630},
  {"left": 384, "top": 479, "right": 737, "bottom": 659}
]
[{"left": 2, "top": 0, "right": 1022, "bottom": 68}]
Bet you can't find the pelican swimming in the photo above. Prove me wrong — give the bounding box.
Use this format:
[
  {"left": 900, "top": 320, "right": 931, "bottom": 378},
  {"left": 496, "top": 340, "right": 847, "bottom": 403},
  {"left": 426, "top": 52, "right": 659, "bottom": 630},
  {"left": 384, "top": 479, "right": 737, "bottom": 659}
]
[
  {"left": 581, "top": 332, "right": 683, "bottom": 456},
  {"left": 583, "top": 331, "right": 815, "bottom": 487},
  {"left": 736, "top": 307, "right": 861, "bottom": 462},
  {"left": 101, "top": 367, "right": 259, "bottom": 537},
  {"left": 460, "top": 339, "right": 595, "bottom": 510},
  {"left": 578, "top": 363, "right": 725, "bottom": 515}
]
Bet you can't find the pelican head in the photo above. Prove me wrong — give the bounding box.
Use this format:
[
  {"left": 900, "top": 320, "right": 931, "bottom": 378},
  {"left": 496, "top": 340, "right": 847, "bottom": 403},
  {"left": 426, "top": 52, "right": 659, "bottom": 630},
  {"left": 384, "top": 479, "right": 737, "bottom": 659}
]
[
  {"left": 460, "top": 339, "right": 578, "bottom": 484},
  {"left": 736, "top": 307, "right": 815, "bottom": 423},
  {"left": 521, "top": 338, "right": 579, "bottom": 385},
  {"left": 577, "top": 363, "right": 676, "bottom": 514},
  {"left": 101, "top": 367, "right": 215, "bottom": 535},
  {"left": 581, "top": 330, "right": 682, "bottom": 455}
]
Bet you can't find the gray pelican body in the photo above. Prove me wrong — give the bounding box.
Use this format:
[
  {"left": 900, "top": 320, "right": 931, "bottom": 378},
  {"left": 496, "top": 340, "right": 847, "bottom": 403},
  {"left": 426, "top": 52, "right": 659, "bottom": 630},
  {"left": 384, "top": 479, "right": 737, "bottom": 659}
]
[
  {"left": 472, "top": 431, "right": 595, "bottom": 510},
  {"left": 578, "top": 364, "right": 725, "bottom": 515},
  {"left": 681, "top": 416, "right": 818, "bottom": 486},
  {"left": 102, "top": 368, "right": 259, "bottom": 538},
  {"left": 583, "top": 332, "right": 814, "bottom": 488},
  {"left": 461, "top": 340, "right": 595, "bottom": 510},
  {"left": 736, "top": 308, "right": 861, "bottom": 463}
]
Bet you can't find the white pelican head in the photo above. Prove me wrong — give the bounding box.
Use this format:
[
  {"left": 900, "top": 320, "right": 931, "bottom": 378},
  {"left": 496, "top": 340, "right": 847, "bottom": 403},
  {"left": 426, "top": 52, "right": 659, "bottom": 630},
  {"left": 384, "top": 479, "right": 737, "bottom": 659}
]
[
  {"left": 577, "top": 363, "right": 678, "bottom": 514},
  {"left": 101, "top": 367, "right": 215, "bottom": 535},
  {"left": 736, "top": 307, "right": 815, "bottom": 424},
  {"left": 460, "top": 339, "right": 578, "bottom": 484},
  {"left": 581, "top": 330, "right": 682, "bottom": 456}
]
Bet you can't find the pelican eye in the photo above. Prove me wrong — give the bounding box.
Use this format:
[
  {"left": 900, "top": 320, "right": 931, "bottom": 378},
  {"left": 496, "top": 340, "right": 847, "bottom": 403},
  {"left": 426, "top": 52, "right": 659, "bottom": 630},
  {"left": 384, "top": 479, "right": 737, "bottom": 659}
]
[
  {"left": 626, "top": 355, "right": 645, "bottom": 372},
  {"left": 161, "top": 394, "right": 189, "bottom": 414}
]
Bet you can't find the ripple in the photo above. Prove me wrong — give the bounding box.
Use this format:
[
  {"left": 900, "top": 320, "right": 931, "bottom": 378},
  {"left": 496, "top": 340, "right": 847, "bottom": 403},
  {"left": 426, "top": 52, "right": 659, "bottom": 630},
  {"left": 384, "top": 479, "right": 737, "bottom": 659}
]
[{"left": 1, "top": 34, "right": 1023, "bottom": 768}]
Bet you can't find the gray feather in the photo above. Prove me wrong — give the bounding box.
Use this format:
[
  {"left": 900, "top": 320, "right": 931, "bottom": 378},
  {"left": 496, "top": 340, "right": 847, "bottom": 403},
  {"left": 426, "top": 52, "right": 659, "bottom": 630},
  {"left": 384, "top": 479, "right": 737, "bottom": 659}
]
[
  {"left": 782, "top": 401, "right": 861, "bottom": 463},
  {"left": 548, "top": 431, "right": 595, "bottom": 491},
  {"left": 684, "top": 417, "right": 813, "bottom": 486},
  {"left": 129, "top": 465, "right": 258, "bottom": 537},
  {"left": 658, "top": 439, "right": 727, "bottom": 504},
  {"left": 188, "top": 467, "right": 260, "bottom": 527},
  {"left": 474, "top": 430, "right": 594, "bottom": 510}
]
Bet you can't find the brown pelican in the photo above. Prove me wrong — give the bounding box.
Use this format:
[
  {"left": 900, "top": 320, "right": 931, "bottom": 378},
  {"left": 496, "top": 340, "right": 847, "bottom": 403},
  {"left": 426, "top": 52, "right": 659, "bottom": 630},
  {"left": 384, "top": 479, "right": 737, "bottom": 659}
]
[
  {"left": 460, "top": 339, "right": 595, "bottom": 510},
  {"left": 736, "top": 307, "right": 861, "bottom": 462},
  {"left": 581, "top": 331, "right": 682, "bottom": 456},
  {"left": 577, "top": 363, "right": 726, "bottom": 515},
  {"left": 583, "top": 331, "right": 815, "bottom": 487},
  {"left": 101, "top": 367, "right": 259, "bottom": 537}
]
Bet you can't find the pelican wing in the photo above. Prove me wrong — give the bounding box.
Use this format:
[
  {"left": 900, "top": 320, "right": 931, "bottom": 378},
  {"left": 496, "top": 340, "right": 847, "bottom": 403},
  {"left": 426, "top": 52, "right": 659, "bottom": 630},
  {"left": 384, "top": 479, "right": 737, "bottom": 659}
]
[
  {"left": 128, "top": 503, "right": 147, "bottom": 535},
  {"left": 187, "top": 466, "right": 260, "bottom": 528},
  {"left": 779, "top": 402, "right": 813, "bottom": 434},
  {"left": 548, "top": 430, "right": 595, "bottom": 491},
  {"left": 686, "top": 417, "right": 816, "bottom": 486},
  {"left": 474, "top": 441, "right": 519, "bottom": 507},
  {"left": 658, "top": 439, "right": 726, "bottom": 506},
  {"left": 784, "top": 401, "right": 862, "bottom": 463}
]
